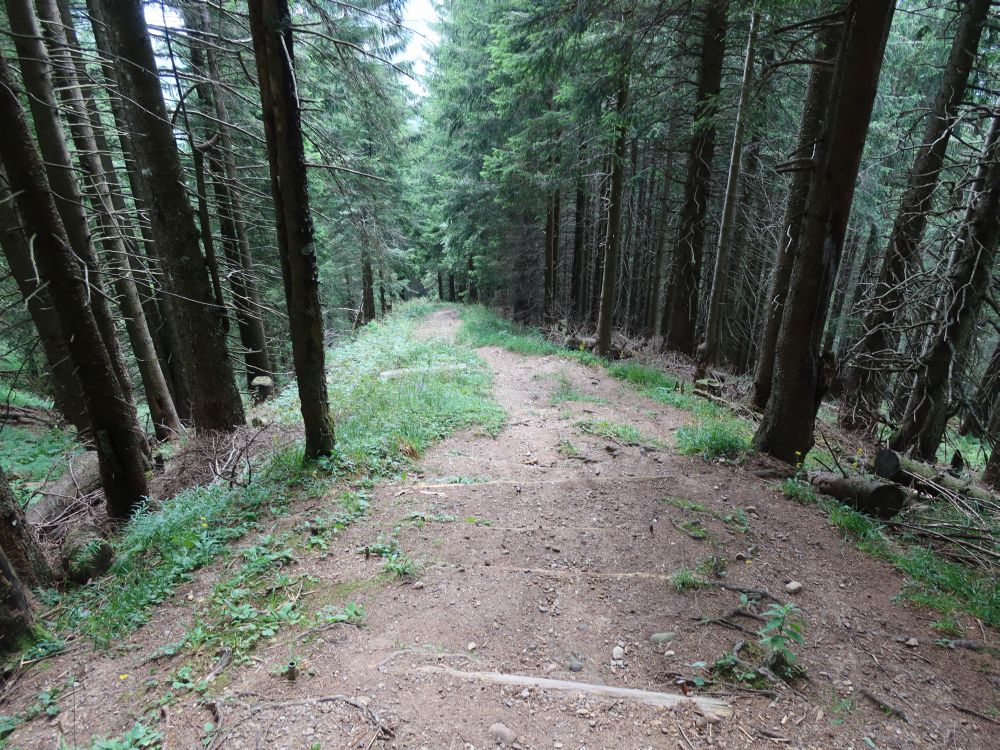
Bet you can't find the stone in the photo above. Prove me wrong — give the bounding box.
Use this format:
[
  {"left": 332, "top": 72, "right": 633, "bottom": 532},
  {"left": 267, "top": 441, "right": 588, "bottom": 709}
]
[
  {"left": 488, "top": 722, "right": 517, "bottom": 744},
  {"left": 906, "top": 637, "right": 919, "bottom": 648},
  {"left": 785, "top": 580, "right": 803, "bottom": 595},
  {"left": 467, "top": 642, "right": 478, "bottom": 652},
  {"left": 612, "top": 645, "right": 625, "bottom": 660},
  {"left": 650, "top": 632, "right": 675, "bottom": 645},
  {"left": 567, "top": 657, "right": 583, "bottom": 672}
]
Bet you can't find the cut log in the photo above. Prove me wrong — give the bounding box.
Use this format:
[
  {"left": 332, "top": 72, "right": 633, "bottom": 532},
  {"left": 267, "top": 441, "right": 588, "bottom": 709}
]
[
  {"left": 61, "top": 524, "right": 113, "bottom": 583},
  {"left": 873, "top": 448, "right": 997, "bottom": 506},
  {"left": 808, "top": 471, "right": 907, "bottom": 519},
  {"left": 26, "top": 451, "right": 101, "bottom": 533}
]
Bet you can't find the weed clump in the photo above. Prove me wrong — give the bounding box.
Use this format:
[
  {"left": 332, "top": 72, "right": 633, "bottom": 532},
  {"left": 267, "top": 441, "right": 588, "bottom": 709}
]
[{"left": 676, "top": 418, "right": 751, "bottom": 460}]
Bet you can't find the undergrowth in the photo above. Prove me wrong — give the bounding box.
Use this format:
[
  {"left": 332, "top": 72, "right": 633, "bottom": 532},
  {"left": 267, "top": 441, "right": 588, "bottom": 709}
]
[
  {"left": 676, "top": 418, "right": 752, "bottom": 460},
  {"left": 27, "top": 302, "right": 503, "bottom": 655},
  {"left": 825, "top": 502, "right": 1000, "bottom": 628},
  {"left": 0, "top": 425, "right": 82, "bottom": 506}
]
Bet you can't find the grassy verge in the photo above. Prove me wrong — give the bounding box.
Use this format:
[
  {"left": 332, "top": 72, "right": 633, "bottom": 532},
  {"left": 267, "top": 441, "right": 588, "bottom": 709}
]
[
  {"left": 781, "top": 480, "right": 1000, "bottom": 629},
  {"left": 26, "top": 302, "right": 502, "bottom": 654}
]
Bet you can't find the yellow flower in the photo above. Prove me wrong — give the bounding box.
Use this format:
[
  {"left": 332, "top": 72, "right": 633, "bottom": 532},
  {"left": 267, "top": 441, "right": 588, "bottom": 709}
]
[{"left": 119, "top": 674, "right": 129, "bottom": 680}]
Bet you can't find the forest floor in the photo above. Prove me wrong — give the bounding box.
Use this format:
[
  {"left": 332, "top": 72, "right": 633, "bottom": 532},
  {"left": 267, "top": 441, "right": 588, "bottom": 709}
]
[{"left": 3, "top": 305, "right": 999, "bottom": 750}]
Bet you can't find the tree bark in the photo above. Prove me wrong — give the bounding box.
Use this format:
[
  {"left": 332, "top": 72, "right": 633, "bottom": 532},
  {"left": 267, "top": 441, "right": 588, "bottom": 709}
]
[
  {"left": 570, "top": 179, "right": 586, "bottom": 320},
  {"left": 889, "top": 108, "right": 1000, "bottom": 461},
  {"left": 821, "top": 228, "right": 860, "bottom": 354},
  {"left": 0, "top": 541, "right": 33, "bottom": 653},
  {"left": 751, "top": 23, "right": 838, "bottom": 410},
  {"left": 0, "top": 466, "right": 52, "bottom": 588},
  {"left": 0, "top": 49, "right": 151, "bottom": 518},
  {"left": 361, "top": 247, "right": 377, "bottom": 324},
  {"left": 0, "top": 172, "right": 88, "bottom": 432},
  {"left": 5, "top": 0, "right": 133, "bottom": 399},
  {"left": 662, "top": 0, "right": 727, "bottom": 355},
  {"left": 596, "top": 65, "right": 630, "bottom": 357},
  {"left": 72, "top": 0, "right": 192, "bottom": 422},
  {"left": 95, "top": 0, "right": 245, "bottom": 432},
  {"left": 700, "top": 11, "right": 759, "bottom": 367},
  {"left": 249, "top": 0, "right": 335, "bottom": 460},
  {"left": 959, "top": 339, "right": 1000, "bottom": 437},
  {"left": 33, "top": 0, "right": 182, "bottom": 441},
  {"left": 839, "top": 0, "right": 991, "bottom": 431},
  {"left": 753, "top": 0, "right": 895, "bottom": 463}
]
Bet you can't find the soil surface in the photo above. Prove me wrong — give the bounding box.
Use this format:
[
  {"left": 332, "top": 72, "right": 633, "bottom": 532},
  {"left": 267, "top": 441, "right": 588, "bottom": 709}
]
[{"left": 5, "top": 308, "right": 999, "bottom": 749}]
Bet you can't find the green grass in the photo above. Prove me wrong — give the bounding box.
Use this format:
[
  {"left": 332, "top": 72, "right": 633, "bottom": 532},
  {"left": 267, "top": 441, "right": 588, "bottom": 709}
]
[
  {"left": 0, "top": 425, "right": 82, "bottom": 505},
  {"left": 268, "top": 304, "right": 504, "bottom": 475},
  {"left": 670, "top": 568, "right": 711, "bottom": 592},
  {"left": 577, "top": 418, "right": 664, "bottom": 448},
  {"left": 457, "top": 306, "right": 734, "bottom": 421},
  {"left": 27, "top": 303, "right": 504, "bottom": 654},
  {"left": 937, "top": 428, "right": 989, "bottom": 471},
  {"left": 825, "top": 501, "right": 1000, "bottom": 628},
  {"left": 780, "top": 478, "right": 818, "bottom": 504},
  {"left": 550, "top": 375, "right": 607, "bottom": 405},
  {"left": 676, "top": 417, "right": 752, "bottom": 460}
]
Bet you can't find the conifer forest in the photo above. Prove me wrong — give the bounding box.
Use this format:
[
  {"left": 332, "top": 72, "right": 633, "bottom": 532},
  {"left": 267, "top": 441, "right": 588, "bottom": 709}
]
[{"left": 2, "top": 1, "right": 1000, "bottom": 747}]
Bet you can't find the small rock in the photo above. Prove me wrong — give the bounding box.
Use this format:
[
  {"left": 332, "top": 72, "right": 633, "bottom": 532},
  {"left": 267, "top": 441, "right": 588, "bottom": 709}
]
[
  {"left": 413, "top": 581, "right": 425, "bottom": 589},
  {"left": 664, "top": 649, "right": 675, "bottom": 657},
  {"left": 745, "top": 505, "right": 758, "bottom": 514},
  {"left": 650, "top": 632, "right": 675, "bottom": 645},
  {"left": 519, "top": 688, "right": 530, "bottom": 699},
  {"left": 467, "top": 642, "right": 478, "bottom": 652},
  {"left": 612, "top": 645, "right": 625, "bottom": 660},
  {"left": 785, "top": 581, "right": 803, "bottom": 595},
  {"left": 567, "top": 657, "right": 583, "bottom": 672},
  {"left": 488, "top": 722, "right": 517, "bottom": 744},
  {"left": 906, "top": 637, "right": 919, "bottom": 648}
]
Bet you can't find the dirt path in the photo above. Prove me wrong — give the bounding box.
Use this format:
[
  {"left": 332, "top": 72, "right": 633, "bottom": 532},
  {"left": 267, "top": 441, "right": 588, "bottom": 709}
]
[{"left": 7, "top": 308, "right": 998, "bottom": 749}]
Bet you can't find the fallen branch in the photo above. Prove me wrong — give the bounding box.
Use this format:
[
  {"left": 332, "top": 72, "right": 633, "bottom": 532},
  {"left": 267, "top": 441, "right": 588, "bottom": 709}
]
[
  {"left": 411, "top": 665, "right": 732, "bottom": 719},
  {"left": 860, "top": 687, "right": 909, "bottom": 722}
]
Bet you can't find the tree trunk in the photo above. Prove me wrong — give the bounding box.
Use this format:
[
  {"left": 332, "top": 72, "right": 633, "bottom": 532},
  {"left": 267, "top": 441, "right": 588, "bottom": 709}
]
[
  {"left": 700, "top": 11, "right": 759, "bottom": 367},
  {"left": 0, "top": 466, "right": 52, "bottom": 588},
  {"left": 438, "top": 269, "right": 445, "bottom": 301},
  {"left": 570, "top": 179, "right": 586, "bottom": 320},
  {"left": 5, "top": 0, "right": 133, "bottom": 399},
  {"left": 751, "top": 23, "right": 838, "bottom": 410},
  {"left": 0, "top": 172, "right": 88, "bottom": 432},
  {"left": 959, "top": 339, "right": 1000, "bottom": 437},
  {"left": 646, "top": 148, "right": 674, "bottom": 338},
  {"left": 72, "top": 0, "right": 192, "bottom": 422},
  {"left": 982, "top": 398, "right": 1000, "bottom": 490},
  {"left": 662, "top": 0, "right": 727, "bottom": 355},
  {"left": 834, "top": 223, "right": 880, "bottom": 369},
  {"left": 33, "top": 0, "right": 182, "bottom": 441},
  {"left": 0, "top": 541, "right": 32, "bottom": 653},
  {"left": 361, "top": 247, "right": 377, "bottom": 324},
  {"left": 181, "top": 3, "right": 274, "bottom": 395},
  {"left": 889, "top": 109, "right": 1000, "bottom": 461},
  {"left": 821, "top": 228, "right": 860, "bottom": 354},
  {"left": 467, "top": 255, "right": 479, "bottom": 303},
  {"left": 840, "top": 0, "right": 991, "bottom": 431},
  {"left": 449, "top": 274, "right": 457, "bottom": 302},
  {"left": 595, "top": 66, "right": 630, "bottom": 357},
  {"left": 753, "top": 0, "right": 895, "bottom": 463},
  {"left": 249, "top": 0, "right": 335, "bottom": 460},
  {"left": 95, "top": 0, "right": 245, "bottom": 432},
  {"left": 0, "top": 49, "right": 151, "bottom": 518}
]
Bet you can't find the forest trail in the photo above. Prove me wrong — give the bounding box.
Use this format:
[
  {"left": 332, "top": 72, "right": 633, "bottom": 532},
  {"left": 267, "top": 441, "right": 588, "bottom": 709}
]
[{"left": 8, "top": 308, "right": 998, "bottom": 749}]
